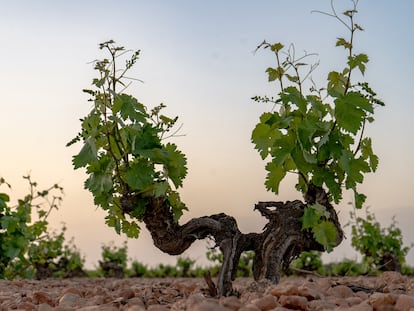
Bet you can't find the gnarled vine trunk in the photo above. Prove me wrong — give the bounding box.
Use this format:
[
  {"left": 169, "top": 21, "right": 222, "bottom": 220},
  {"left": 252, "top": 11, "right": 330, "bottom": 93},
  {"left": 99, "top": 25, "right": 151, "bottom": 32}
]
[{"left": 122, "top": 185, "right": 343, "bottom": 296}]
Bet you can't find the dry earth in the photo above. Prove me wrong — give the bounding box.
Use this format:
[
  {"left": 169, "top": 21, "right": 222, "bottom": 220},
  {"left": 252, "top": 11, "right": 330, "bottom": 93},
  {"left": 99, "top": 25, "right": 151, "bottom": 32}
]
[{"left": 1, "top": 271, "right": 414, "bottom": 310}]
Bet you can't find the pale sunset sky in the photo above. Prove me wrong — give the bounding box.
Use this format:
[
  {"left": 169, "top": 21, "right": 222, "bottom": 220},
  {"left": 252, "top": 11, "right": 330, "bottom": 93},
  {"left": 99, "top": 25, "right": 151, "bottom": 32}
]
[{"left": 1, "top": 1, "right": 413, "bottom": 268}]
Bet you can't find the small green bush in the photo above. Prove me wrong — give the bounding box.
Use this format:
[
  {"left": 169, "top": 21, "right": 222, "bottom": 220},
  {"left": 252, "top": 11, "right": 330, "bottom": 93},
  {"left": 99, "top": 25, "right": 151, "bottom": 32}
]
[
  {"left": 350, "top": 208, "right": 412, "bottom": 273},
  {"left": 0, "top": 175, "right": 76, "bottom": 279},
  {"left": 99, "top": 241, "right": 128, "bottom": 278}
]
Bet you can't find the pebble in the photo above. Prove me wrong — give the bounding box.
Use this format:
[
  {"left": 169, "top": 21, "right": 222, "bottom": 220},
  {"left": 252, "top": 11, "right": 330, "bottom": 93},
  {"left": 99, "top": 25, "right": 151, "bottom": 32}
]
[
  {"left": 326, "top": 285, "right": 355, "bottom": 298},
  {"left": 395, "top": 294, "right": 414, "bottom": 311},
  {"left": 220, "top": 295, "right": 244, "bottom": 310},
  {"left": 58, "top": 292, "right": 83, "bottom": 306},
  {"left": 251, "top": 294, "right": 279, "bottom": 310},
  {"left": 119, "top": 288, "right": 136, "bottom": 299},
  {"left": 308, "top": 299, "right": 337, "bottom": 310},
  {"left": 369, "top": 292, "right": 397, "bottom": 310},
  {"left": 279, "top": 294, "right": 308, "bottom": 310},
  {"left": 32, "top": 291, "right": 55, "bottom": 306}
]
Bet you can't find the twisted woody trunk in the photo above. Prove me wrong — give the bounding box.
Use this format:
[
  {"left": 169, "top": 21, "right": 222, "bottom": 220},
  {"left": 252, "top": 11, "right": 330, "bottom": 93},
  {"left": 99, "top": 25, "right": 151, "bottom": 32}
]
[{"left": 122, "top": 183, "right": 343, "bottom": 296}]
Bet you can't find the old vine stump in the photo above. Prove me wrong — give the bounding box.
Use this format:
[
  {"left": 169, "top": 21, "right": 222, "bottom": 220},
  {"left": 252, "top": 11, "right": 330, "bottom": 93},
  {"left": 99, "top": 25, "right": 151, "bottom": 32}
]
[{"left": 122, "top": 185, "right": 343, "bottom": 296}]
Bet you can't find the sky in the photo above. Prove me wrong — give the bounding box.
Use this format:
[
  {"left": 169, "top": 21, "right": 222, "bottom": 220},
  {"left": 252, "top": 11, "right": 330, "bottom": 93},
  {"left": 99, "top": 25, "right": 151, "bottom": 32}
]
[{"left": 1, "top": 0, "right": 413, "bottom": 269}]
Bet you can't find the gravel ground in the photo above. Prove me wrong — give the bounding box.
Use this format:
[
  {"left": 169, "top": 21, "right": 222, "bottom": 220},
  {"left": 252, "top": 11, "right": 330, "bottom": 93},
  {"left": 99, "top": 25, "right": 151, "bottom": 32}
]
[{"left": 1, "top": 272, "right": 414, "bottom": 310}]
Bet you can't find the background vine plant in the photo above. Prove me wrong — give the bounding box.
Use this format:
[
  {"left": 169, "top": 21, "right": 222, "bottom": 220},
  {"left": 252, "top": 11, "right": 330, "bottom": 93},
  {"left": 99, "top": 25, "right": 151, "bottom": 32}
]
[
  {"left": 0, "top": 175, "right": 69, "bottom": 279},
  {"left": 350, "top": 208, "right": 411, "bottom": 273},
  {"left": 99, "top": 241, "right": 128, "bottom": 278}
]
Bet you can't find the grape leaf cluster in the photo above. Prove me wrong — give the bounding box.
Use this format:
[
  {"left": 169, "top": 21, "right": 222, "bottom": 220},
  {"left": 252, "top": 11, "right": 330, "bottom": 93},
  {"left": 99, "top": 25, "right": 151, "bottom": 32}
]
[
  {"left": 251, "top": 7, "right": 384, "bottom": 249},
  {"left": 67, "top": 40, "right": 188, "bottom": 238},
  {"left": 252, "top": 9, "right": 383, "bottom": 209}
]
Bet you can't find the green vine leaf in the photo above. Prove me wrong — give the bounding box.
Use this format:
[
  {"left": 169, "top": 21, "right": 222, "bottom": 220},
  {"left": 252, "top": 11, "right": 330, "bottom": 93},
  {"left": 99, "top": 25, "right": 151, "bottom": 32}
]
[
  {"left": 161, "top": 143, "right": 188, "bottom": 188},
  {"left": 302, "top": 203, "right": 337, "bottom": 252},
  {"left": 131, "top": 124, "right": 163, "bottom": 155},
  {"left": 360, "top": 138, "right": 379, "bottom": 172},
  {"left": 340, "top": 150, "right": 370, "bottom": 189},
  {"left": 266, "top": 67, "right": 284, "bottom": 82},
  {"left": 348, "top": 53, "right": 369, "bottom": 75},
  {"left": 85, "top": 170, "right": 113, "bottom": 196},
  {"left": 72, "top": 137, "right": 97, "bottom": 169},
  {"left": 251, "top": 122, "right": 277, "bottom": 159},
  {"left": 264, "top": 162, "right": 286, "bottom": 194},
  {"left": 301, "top": 206, "right": 319, "bottom": 230},
  {"left": 336, "top": 37, "right": 351, "bottom": 49},
  {"left": 313, "top": 221, "right": 337, "bottom": 252},
  {"left": 0, "top": 193, "right": 10, "bottom": 211},
  {"left": 152, "top": 181, "right": 169, "bottom": 198},
  {"left": 113, "top": 94, "right": 147, "bottom": 123},
  {"left": 327, "top": 71, "right": 347, "bottom": 96},
  {"left": 335, "top": 92, "right": 373, "bottom": 134},
  {"left": 280, "top": 86, "right": 307, "bottom": 114},
  {"left": 270, "top": 42, "right": 284, "bottom": 52},
  {"left": 354, "top": 190, "right": 367, "bottom": 209},
  {"left": 125, "top": 159, "right": 154, "bottom": 191},
  {"left": 168, "top": 191, "right": 188, "bottom": 222},
  {"left": 121, "top": 220, "right": 140, "bottom": 238}
]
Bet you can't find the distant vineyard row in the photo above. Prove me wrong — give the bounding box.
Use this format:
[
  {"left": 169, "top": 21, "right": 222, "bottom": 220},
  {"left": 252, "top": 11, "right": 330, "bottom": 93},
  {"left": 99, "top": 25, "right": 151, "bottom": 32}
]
[{"left": 1, "top": 176, "right": 412, "bottom": 280}]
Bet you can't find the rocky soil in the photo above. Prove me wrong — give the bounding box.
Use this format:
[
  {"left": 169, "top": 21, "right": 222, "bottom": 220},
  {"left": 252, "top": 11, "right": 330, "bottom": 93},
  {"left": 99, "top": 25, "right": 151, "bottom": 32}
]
[{"left": 1, "top": 272, "right": 414, "bottom": 310}]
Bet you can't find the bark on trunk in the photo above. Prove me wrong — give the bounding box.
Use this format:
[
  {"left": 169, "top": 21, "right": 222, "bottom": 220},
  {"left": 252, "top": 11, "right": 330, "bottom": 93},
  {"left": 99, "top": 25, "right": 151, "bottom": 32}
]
[{"left": 122, "top": 185, "right": 343, "bottom": 296}]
